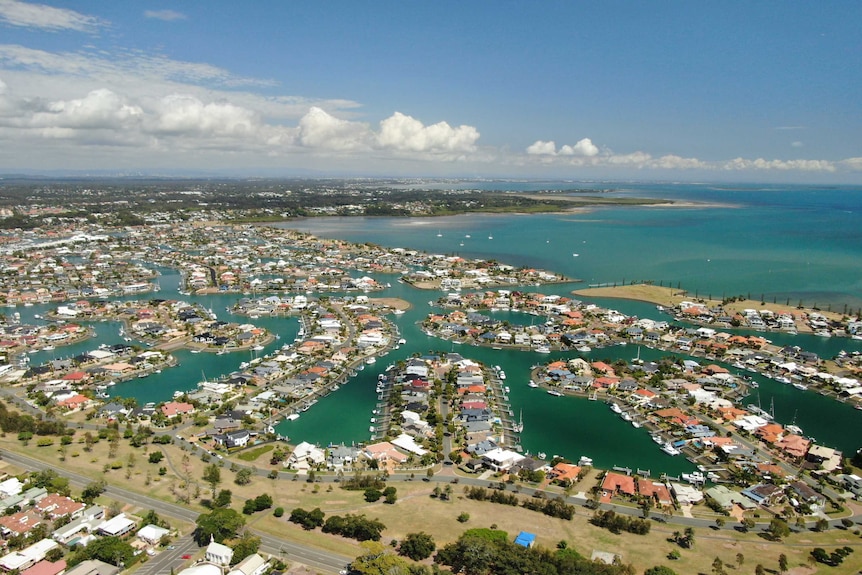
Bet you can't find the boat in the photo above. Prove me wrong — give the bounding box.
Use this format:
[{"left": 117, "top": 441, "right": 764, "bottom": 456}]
[
  {"left": 398, "top": 338, "right": 406, "bottom": 345},
  {"left": 775, "top": 376, "right": 791, "bottom": 384},
  {"left": 682, "top": 471, "right": 705, "bottom": 484},
  {"left": 535, "top": 345, "right": 551, "bottom": 354},
  {"left": 620, "top": 411, "right": 632, "bottom": 421},
  {"left": 631, "top": 419, "right": 641, "bottom": 428},
  {"left": 513, "top": 410, "right": 524, "bottom": 433},
  {"left": 661, "top": 443, "right": 681, "bottom": 456},
  {"left": 42, "top": 345, "right": 55, "bottom": 351},
  {"left": 576, "top": 345, "right": 591, "bottom": 353},
  {"left": 547, "top": 389, "right": 563, "bottom": 397},
  {"left": 792, "top": 382, "right": 808, "bottom": 391},
  {"left": 609, "top": 402, "right": 623, "bottom": 414},
  {"left": 577, "top": 456, "right": 593, "bottom": 466},
  {"left": 587, "top": 391, "right": 597, "bottom": 400},
  {"left": 285, "top": 413, "right": 300, "bottom": 422},
  {"left": 252, "top": 345, "right": 265, "bottom": 351},
  {"left": 190, "top": 349, "right": 201, "bottom": 354},
  {"left": 527, "top": 380, "right": 538, "bottom": 388},
  {"left": 366, "top": 357, "right": 376, "bottom": 364},
  {"left": 536, "top": 451, "right": 546, "bottom": 460},
  {"left": 369, "top": 426, "right": 375, "bottom": 433}
]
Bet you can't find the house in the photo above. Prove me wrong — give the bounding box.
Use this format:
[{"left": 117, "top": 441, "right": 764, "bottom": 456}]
[
  {"left": 35, "top": 494, "right": 86, "bottom": 520},
  {"left": 742, "top": 483, "right": 785, "bottom": 507},
  {"left": 601, "top": 472, "right": 636, "bottom": 498},
  {"left": 0, "top": 510, "right": 42, "bottom": 537},
  {"left": 788, "top": 481, "right": 826, "bottom": 509},
  {"left": 160, "top": 402, "right": 195, "bottom": 418},
  {"left": 52, "top": 507, "right": 104, "bottom": 545},
  {"left": 137, "top": 524, "right": 170, "bottom": 545},
  {"left": 548, "top": 463, "right": 581, "bottom": 485},
  {"left": 95, "top": 513, "right": 136, "bottom": 537},
  {"left": 637, "top": 481, "right": 673, "bottom": 507},
  {"left": 0, "top": 539, "right": 59, "bottom": 572},
  {"left": 61, "top": 560, "right": 117, "bottom": 575},
  {"left": 226, "top": 554, "right": 267, "bottom": 575},
  {"left": 219, "top": 430, "right": 251, "bottom": 449},
  {"left": 364, "top": 442, "right": 408, "bottom": 465},
  {"left": 21, "top": 559, "right": 66, "bottom": 575},
  {"left": 286, "top": 442, "right": 326, "bottom": 469}
]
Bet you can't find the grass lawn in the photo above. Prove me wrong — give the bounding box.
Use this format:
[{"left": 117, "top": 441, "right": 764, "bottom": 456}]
[{"left": 237, "top": 444, "right": 274, "bottom": 462}]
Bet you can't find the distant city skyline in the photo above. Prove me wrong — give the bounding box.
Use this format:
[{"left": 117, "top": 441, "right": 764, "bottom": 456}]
[{"left": 0, "top": 1, "right": 860, "bottom": 183}]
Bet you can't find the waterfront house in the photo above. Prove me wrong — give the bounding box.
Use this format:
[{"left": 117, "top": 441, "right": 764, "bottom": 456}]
[
  {"left": 548, "top": 463, "right": 581, "bottom": 486},
  {"left": 286, "top": 442, "right": 326, "bottom": 469},
  {"left": 601, "top": 472, "right": 636, "bottom": 498},
  {"left": 637, "top": 481, "right": 673, "bottom": 507},
  {"left": 705, "top": 485, "right": 756, "bottom": 511},
  {"left": 742, "top": 483, "right": 785, "bottom": 507},
  {"left": 788, "top": 481, "right": 826, "bottom": 510},
  {"left": 160, "top": 401, "right": 195, "bottom": 418}
]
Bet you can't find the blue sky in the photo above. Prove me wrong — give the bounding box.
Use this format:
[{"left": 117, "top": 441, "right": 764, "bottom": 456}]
[{"left": 0, "top": 1, "right": 860, "bottom": 182}]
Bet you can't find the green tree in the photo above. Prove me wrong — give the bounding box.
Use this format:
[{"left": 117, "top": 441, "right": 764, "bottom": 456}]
[
  {"left": 352, "top": 541, "right": 411, "bottom": 575},
  {"left": 194, "top": 508, "right": 245, "bottom": 545},
  {"left": 203, "top": 464, "right": 222, "bottom": 498},
  {"left": 229, "top": 534, "right": 260, "bottom": 564},
  {"left": 234, "top": 468, "right": 252, "bottom": 485},
  {"left": 214, "top": 489, "right": 232, "bottom": 508},
  {"left": 644, "top": 568, "right": 678, "bottom": 575},
  {"left": 767, "top": 518, "right": 790, "bottom": 541},
  {"left": 148, "top": 451, "right": 164, "bottom": 464},
  {"left": 398, "top": 532, "right": 436, "bottom": 561},
  {"left": 81, "top": 479, "right": 107, "bottom": 504},
  {"left": 778, "top": 553, "right": 788, "bottom": 572}
]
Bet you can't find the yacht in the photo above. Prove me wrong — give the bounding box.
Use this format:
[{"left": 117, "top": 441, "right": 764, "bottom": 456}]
[
  {"left": 609, "top": 402, "right": 623, "bottom": 414},
  {"left": 547, "top": 389, "right": 563, "bottom": 397},
  {"left": 577, "top": 345, "right": 591, "bottom": 353},
  {"left": 527, "top": 380, "right": 538, "bottom": 388},
  {"left": 535, "top": 345, "right": 551, "bottom": 354},
  {"left": 578, "top": 456, "right": 593, "bottom": 466},
  {"left": 661, "top": 442, "right": 681, "bottom": 456},
  {"left": 792, "top": 381, "right": 808, "bottom": 391}
]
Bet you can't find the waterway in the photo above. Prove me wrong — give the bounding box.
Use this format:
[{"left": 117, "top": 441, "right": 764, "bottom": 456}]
[{"left": 11, "top": 182, "right": 862, "bottom": 475}]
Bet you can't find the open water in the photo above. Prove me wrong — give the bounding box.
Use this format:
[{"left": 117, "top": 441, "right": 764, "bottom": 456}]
[{"left": 14, "top": 182, "right": 862, "bottom": 477}]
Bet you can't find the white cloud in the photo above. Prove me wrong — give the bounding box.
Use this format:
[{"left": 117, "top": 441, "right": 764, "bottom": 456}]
[
  {"left": 559, "top": 138, "right": 599, "bottom": 157},
  {"left": 144, "top": 10, "right": 186, "bottom": 22},
  {"left": 526, "top": 140, "right": 557, "bottom": 155},
  {"left": 377, "top": 112, "right": 479, "bottom": 153},
  {"left": 0, "top": 0, "right": 104, "bottom": 32},
  {"left": 297, "top": 106, "right": 372, "bottom": 151},
  {"left": 791, "top": 141, "right": 803, "bottom": 148},
  {"left": 526, "top": 138, "right": 598, "bottom": 157},
  {"left": 153, "top": 94, "right": 257, "bottom": 137}
]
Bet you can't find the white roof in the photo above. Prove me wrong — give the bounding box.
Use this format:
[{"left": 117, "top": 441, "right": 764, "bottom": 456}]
[
  {"left": 97, "top": 513, "right": 136, "bottom": 536},
  {"left": 137, "top": 524, "right": 170, "bottom": 541},
  {"left": 391, "top": 433, "right": 428, "bottom": 456}
]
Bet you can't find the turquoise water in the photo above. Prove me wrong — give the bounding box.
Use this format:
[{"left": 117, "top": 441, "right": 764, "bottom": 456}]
[{"left": 14, "top": 183, "right": 862, "bottom": 472}]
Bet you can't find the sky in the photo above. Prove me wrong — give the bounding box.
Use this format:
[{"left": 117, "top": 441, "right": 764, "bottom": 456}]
[{"left": 0, "top": 0, "right": 860, "bottom": 183}]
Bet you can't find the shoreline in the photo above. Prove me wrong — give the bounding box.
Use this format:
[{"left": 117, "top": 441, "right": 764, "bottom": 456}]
[{"left": 572, "top": 283, "right": 851, "bottom": 336}]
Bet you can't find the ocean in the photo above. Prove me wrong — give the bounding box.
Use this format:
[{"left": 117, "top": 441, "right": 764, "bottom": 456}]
[{"left": 17, "top": 182, "right": 861, "bottom": 477}]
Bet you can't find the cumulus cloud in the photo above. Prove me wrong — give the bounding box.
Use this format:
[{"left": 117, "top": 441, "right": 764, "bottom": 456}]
[
  {"left": 144, "top": 9, "right": 186, "bottom": 22},
  {"left": 154, "top": 94, "right": 257, "bottom": 137},
  {"left": 297, "top": 106, "right": 372, "bottom": 151},
  {"left": 526, "top": 140, "right": 557, "bottom": 155},
  {"left": 377, "top": 112, "right": 479, "bottom": 153},
  {"left": 526, "top": 138, "right": 598, "bottom": 157},
  {"left": 0, "top": 0, "right": 104, "bottom": 32}
]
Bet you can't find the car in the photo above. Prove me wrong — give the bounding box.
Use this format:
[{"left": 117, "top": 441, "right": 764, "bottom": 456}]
[
  {"left": 182, "top": 554, "right": 192, "bottom": 560},
  {"left": 167, "top": 546, "right": 176, "bottom": 550}
]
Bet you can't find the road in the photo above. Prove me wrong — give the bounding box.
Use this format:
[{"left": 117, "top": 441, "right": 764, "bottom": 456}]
[{"left": 1, "top": 450, "right": 351, "bottom": 574}]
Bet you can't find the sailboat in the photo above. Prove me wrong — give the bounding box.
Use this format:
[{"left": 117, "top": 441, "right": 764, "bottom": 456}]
[
  {"left": 436, "top": 230, "right": 442, "bottom": 237},
  {"left": 632, "top": 346, "right": 643, "bottom": 365},
  {"left": 785, "top": 409, "right": 803, "bottom": 436},
  {"left": 513, "top": 410, "right": 523, "bottom": 433}
]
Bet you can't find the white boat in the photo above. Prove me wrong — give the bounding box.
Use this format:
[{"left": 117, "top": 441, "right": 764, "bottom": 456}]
[
  {"left": 527, "top": 380, "right": 538, "bottom": 388},
  {"left": 285, "top": 413, "right": 300, "bottom": 421},
  {"left": 578, "top": 456, "right": 593, "bottom": 466},
  {"left": 682, "top": 471, "right": 705, "bottom": 484},
  {"left": 366, "top": 357, "right": 376, "bottom": 364},
  {"left": 535, "top": 345, "right": 551, "bottom": 354},
  {"left": 814, "top": 330, "right": 832, "bottom": 337},
  {"left": 398, "top": 338, "right": 406, "bottom": 345},
  {"left": 577, "top": 345, "right": 591, "bottom": 353},
  {"left": 42, "top": 345, "right": 55, "bottom": 351},
  {"left": 661, "top": 443, "right": 681, "bottom": 456},
  {"left": 536, "top": 451, "right": 546, "bottom": 460},
  {"left": 792, "top": 382, "right": 808, "bottom": 391},
  {"left": 620, "top": 412, "right": 632, "bottom": 421},
  {"left": 609, "top": 402, "right": 622, "bottom": 414},
  {"left": 786, "top": 424, "right": 804, "bottom": 435},
  {"left": 393, "top": 309, "right": 405, "bottom": 315},
  {"left": 190, "top": 349, "right": 201, "bottom": 354},
  {"left": 775, "top": 376, "right": 791, "bottom": 384},
  {"left": 252, "top": 345, "right": 265, "bottom": 351},
  {"left": 547, "top": 389, "right": 563, "bottom": 397},
  {"left": 631, "top": 419, "right": 641, "bottom": 428}
]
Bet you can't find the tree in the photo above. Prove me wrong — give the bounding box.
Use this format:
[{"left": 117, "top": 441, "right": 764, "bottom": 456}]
[
  {"left": 644, "top": 568, "right": 678, "bottom": 575},
  {"left": 229, "top": 534, "right": 260, "bottom": 564},
  {"left": 148, "top": 451, "right": 164, "bottom": 464},
  {"left": 755, "top": 565, "right": 765, "bottom": 575},
  {"left": 767, "top": 517, "right": 790, "bottom": 541},
  {"left": 81, "top": 479, "right": 107, "bottom": 504},
  {"left": 778, "top": 553, "right": 788, "bottom": 572},
  {"left": 383, "top": 486, "right": 397, "bottom": 504},
  {"left": 352, "top": 541, "right": 411, "bottom": 575},
  {"left": 214, "top": 489, "right": 232, "bottom": 508},
  {"left": 398, "top": 532, "right": 436, "bottom": 561},
  {"left": 712, "top": 556, "right": 725, "bottom": 575},
  {"left": 140, "top": 510, "right": 170, "bottom": 529},
  {"left": 735, "top": 552, "right": 744, "bottom": 567},
  {"left": 194, "top": 508, "right": 245, "bottom": 545},
  {"left": 69, "top": 536, "right": 134, "bottom": 567},
  {"left": 203, "top": 464, "right": 222, "bottom": 498},
  {"left": 234, "top": 468, "right": 252, "bottom": 485},
  {"left": 740, "top": 517, "right": 755, "bottom": 532}
]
